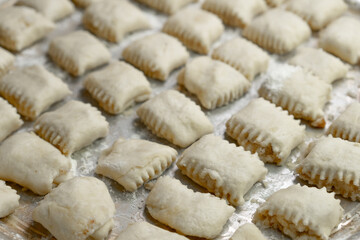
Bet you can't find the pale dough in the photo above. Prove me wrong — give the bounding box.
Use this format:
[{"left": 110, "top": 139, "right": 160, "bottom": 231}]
[
  {"left": 177, "top": 134, "right": 267, "bottom": 206},
  {"left": 243, "top": 9, "right": 311, "bottom": 54},
  {"left": 146, "top": 176, "right": 235, "bottom": 239},
  {"left": 212, "top": 37, "right": 269, "bottom": 81},
  {"left": 0, "top": 6, "right": 54, "bottom": 51},
  {"left": 116, "top": 221, "right": 189, "bottom": 240},
  {"left": 319, "top": 16, "right": 360, "bottom": 65},
  {"left": 254, "top": 184, "right": 343, "bottom": 240},
  {"left": 96, "top": 138, "right": 177, "bottom": 191},
  {"left": 33, "top": 176, "right": 115, "bottom": 240},
  {"left": 226, "top": 98, "right": 306, "bottom": 164},
  {"left": 0, "top": 98, "right": 23, "bottom": 142},
  {"left": 136, "top": 90, "right": 213, "bottom": 148},
  {"left": 48, "top": 30, "right": 111, "bottom": 76},
  {"left": 16, "top": 0, "right": 75, "bottom": 21},
  {"left": 202, "top": 0, "right": 267, "bottom": 28},
  {"left": 34, "top": 100, "right": 109, "bottom": 155},
  {"left": 0, "top": 180, "right": 20, "bottom": 218},
  {"left": 84, "top": 61, "right": 151, "bottom": 114},
  {"left": 122, "top": 33, "right": 189, "bottom": 81},
  {"left": 83, "top": 0, "right": 149, "bottom": 42},
  {"left": 0, "top": 132, "right": 71, "bottom": 195},
  {"left": 162, "top": 8, "right": 224, "bottom": 54},
  {"left": 0, "top": 65, "right": 71, "bottom": 120},
  {"left": 177, "top": 56, "right": 251, "bottom": 109}
]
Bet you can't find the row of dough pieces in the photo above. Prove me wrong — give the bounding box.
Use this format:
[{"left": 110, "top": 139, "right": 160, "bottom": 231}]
[
  {"left": 0, "top": 135, "right": 347, "bottom": 240},
  {"left": 0, "top": 0, "right": 358, "bottom": 123},
  {"left": 0, "top": 0, "right": 359, "bottom": 59},
  {"left": 0, "top": 97, "right": 359, "bottom": 240},
  {"left": 0, "top": 160, "right": 346, "bottom": 240}
]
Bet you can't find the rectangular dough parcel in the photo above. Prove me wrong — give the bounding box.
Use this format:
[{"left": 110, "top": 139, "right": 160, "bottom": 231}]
[{"left": 146, "top": 176, "right": 235, "bottom": 239}]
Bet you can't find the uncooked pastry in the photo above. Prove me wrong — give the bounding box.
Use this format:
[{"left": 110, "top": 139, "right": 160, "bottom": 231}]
[
  {"left": 177, "top": 134, "right": 267, "bottom": 206},
  {"left": 328, "top": 102, "right": 360, "bottom": 142},
  {"left": 177, "top": 56, "right": 251, "bottom": 109},
  {"left": 0, "top": 180, "right": 20, "bottom": 218},
  {"left": 286, "top": 0, "right": 348, "bottom": 31},
  {"left": 319, "top": 16, "right": 360, "bottom": 65},
  {"left": 0, "top": 65, "right": 71, "bottom": 120},
  {"left": 136, "top": 90, "right": 213, "bottom": 148},
  {"left": 33, "top": 176, "right": 115, "bottom": 240},
  {"left": 202, "top": 0, "right": 267, "bottom": 28},
  {"left": 226, "top": 98, "right": 306, "bottom": 164},
  {"left": 288, "top": 47, "right": 348, "bottom": 83},
  {"left": 0, "top": 132, "right": 71, "bottom": 195},
  {"left": 34, "top": 100, "right": 109, "bottom": 155},
  {"left": 243, "top": 9, "right": 311, "bottom": 54},
  {"left": 253, "top": 184, "right": 343, "bottom": 240},
  {"left": 48, "top": 30, "right": 111, "bottom": 76},
  {"left": 0, "top": 47, "right": 15, "bottom": 77},
  {"left": 162, "top": 8, "right": 224, "bottom": 54},
  {"left": 96, "top": 138, "right": 177, "bottom": 191},
  {"left": 297, "top": 136, "right": 360, "bottom": 201},
  {"left": 212, "top": 37, "right": 269, "bottom": 81},
  {"left": 0, "top": 98, "right": 23, "bottom": 143},
  {"left": 146, "top": 176, "right": 235, "bottom": 239},
  {"left": 0, "top": 6, "right": 54, "bottom": 51},
  {"left": 116, "top": 221, "right": 189, "bottom": 240},
  {"left": 16, "top": 0, "right": 75, "bottom": 21},
  {"left": 258, "top": 67, "right": 332, "bottom": 128},
  {"left": 122, "top": 33, "right": 189, "bottom": 81},
  {"left": 83, "top": 0, "right": 149, "bottom": 42},
  {"left": 230, "top": 223, "right": 266, "bottom": 240},
  {"left": 84, "top": 61, "right": 151, "bottom": 114},
  {"left": 133, "top": 0, "right": 197, "bottom": 15}
]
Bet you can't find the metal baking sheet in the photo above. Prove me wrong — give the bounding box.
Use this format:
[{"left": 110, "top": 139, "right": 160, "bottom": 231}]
[{"left": 0, "top": 0, "right": 360, "bottom": 239}]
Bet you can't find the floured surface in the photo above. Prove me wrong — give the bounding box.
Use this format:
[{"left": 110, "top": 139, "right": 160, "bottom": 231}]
[{"left": 0, "top": 0, "right": 360, "bottom": 240}]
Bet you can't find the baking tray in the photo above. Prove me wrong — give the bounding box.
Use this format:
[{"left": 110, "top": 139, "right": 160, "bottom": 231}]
[{"left": 0, "top": 0, "right": 360, "bottom": 239}]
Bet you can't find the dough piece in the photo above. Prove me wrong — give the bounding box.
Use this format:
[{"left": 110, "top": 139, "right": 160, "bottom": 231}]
[
  {"left": 202, "top": 0, "right": 267, "bottom": 28},
  {"left": 243, "top": 9, "right": 311, "bottom": 54},
  {"left": 137, "top": 90, "right": 213, "bottom": 148},
  {"left": 0, "top": 47, "right": 15, "bottom": 77},
  {"left": 34, "top": 100, "right": 109, "bottom": 155},
  {"left": 286, "top": 0, "right": 347, "bottom": 31},
  {"left": 0, "top": 181, "right": 20, "bottom": 218},
  {"left": 122, "top": 33, "right": 189, "bottom": 81},
  {"left": 133, "top": 0, "right": 196, "bottom": 15},
  {"left": 84, "top": 61, "right": 151, "bottom": 114},
  {"left": 83, "top": 0, "right": 149, "bottom": 43},
  {"left": 48, "top": 30, "right": 111, "bottom": 76},
  {"left": 328, "top": 102, "right": 360, "bottom": 142},
  {"left": 258, "top": 68, "right": 332, "bottom": 128},
  {"left": 288, "top": 47, "right": 348, "bottom": 83},
  {"left": 146, "top": 176, "right": 235, "bottom": 239},
  {"left": 177, "top": 57, "right": 250, "bottom": 109},
  {"left": 226, "top": 98, "right": 305, "bottom": 164},
  {"left": 177, "top": 134, "right": 267, "bottom": 206},
  {"left": 265, "top": 0, "right": 287, "bottom": 7},
  {"left": 0, "top": 132, "right": 71, "bottom": 195},
  {"left": 212, "top": 37, "right": 270, "bottom": 81},
  {"left": 0, "top": 65, "right": 71, "bottom": 120},
  {"left": 230, "top": 223, "right": 266, "bottom": 240},
  {"left": 319, "top": 16, "right": 360, "bottom": 65},
  {"left": 116, "top": 221, "right": 189, "bottom": 240},
  {"left": 253, "top": 185, "right": 343, "bottom": 240},
  {"left": 16, "top": 0, "right": 75, "bottom": 21},
  {"left": 0, "top": 6, "right": 54, "bottom": 52},
  {"left": 162, "top": 8, "right": 224, "bottom": 54},
  {"left": 0, "top": 98, "right": 23, "bottom": 142},
  {"left": 96, "top": 138, "right": 177, "bottom": 191},
  {"left": 72, "top": 0, "right": 103, "bottom": 8},
  {"left": 297, "top": 137, "right": 360, "bottom": 201},
  {"left": 33, "top": 176, "right": 115, "bottom": 240}
]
